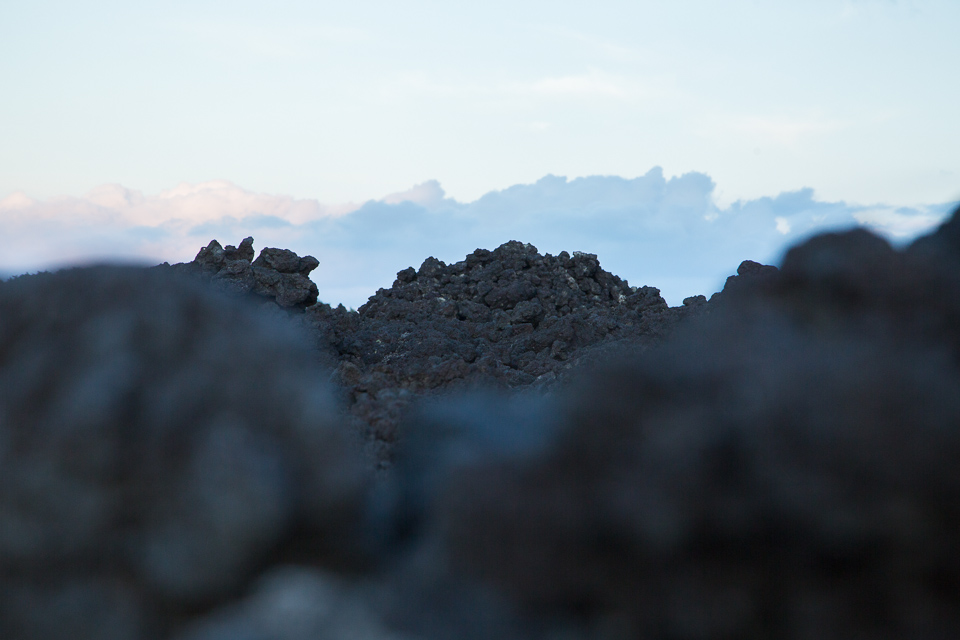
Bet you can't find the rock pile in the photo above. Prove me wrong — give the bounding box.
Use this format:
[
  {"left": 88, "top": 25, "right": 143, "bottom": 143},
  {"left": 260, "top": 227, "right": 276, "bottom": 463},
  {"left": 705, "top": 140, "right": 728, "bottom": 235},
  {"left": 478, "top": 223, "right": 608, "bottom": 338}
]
[
  {"left": 390, "top": 221, "right": 960, "bottom": 638},
  {"left": 0, "top": 267, "right": 368, "bottom": 640},
  {"left": 159, "top": 237, "right": 320, "bottom": 308},
  {"left": 303, "top": 240, "right": 699, "bottom": 454},
  {"left": 164, "top": 238, "right": 703, "bottom": 459},
  {"left": 2, "top": 206, "right": 960, "bottom": 639}
]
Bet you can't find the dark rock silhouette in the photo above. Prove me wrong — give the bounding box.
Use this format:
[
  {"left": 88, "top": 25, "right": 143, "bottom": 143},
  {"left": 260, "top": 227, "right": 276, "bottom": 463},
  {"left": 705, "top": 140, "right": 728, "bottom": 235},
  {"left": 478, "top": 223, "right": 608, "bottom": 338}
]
[
  {"left": 708, "top": 258, "right": 779, "bottom": 302},
  {"left": 2, "top": 206, "right": 960, "bottom": 639},
  {"left": 302, "top": 240, "right": 698, "bottom": 459},
  {"left": 393, "top": 232, "right": 960, "bottom": 639},
  {"left": 162, "top": 238, "right": 701, "bottom": 463},
  {"left": 0, "top": 267, "right": 368, "bottom": 639},
  {"left": 160, "top": 237, "right": 320, "bottom": 308}
]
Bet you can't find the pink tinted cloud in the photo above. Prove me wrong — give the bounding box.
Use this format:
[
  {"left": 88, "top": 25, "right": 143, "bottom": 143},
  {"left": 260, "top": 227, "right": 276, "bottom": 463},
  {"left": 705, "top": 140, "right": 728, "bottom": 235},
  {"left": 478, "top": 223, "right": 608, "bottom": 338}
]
[{"left": 0, "top": 181, "right": 359, "bottom": 274}]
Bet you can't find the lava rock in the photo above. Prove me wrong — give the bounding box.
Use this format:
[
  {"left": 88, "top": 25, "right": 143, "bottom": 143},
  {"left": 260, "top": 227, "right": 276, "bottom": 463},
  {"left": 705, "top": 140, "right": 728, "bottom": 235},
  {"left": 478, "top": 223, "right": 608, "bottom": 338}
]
[
  {"left": 175, "top": 567, "right": 397, "bottom": 640},
  {"left": 164, "top": 238, "right": 319, "bottom": 308},
  {"left": 303, "top": 240, "right": 692, "bottom": 461},
  {"left": 709, "top": 258, "right": 780, "bottom": 302},
  {"left": 7, "top": 205, "right": 960, "bottom": 639},
  {"left": 391, "top": 218, "right": 960, "bottom": 639},
  {"left": 0, "top": 266, "right": 367, "bottom": 639}
]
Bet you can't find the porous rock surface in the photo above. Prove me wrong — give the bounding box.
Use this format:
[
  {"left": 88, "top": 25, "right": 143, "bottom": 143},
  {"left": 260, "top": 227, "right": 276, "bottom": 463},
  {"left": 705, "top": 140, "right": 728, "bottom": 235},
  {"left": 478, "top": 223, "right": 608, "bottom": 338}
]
[
  {"left": 303, "top": 241, "right": 699, "bottom": 454},
  {"left": 160, "top": 237, "right": 320, "bottom": 308},
  {"left": 2, "top": 206, "right": 960, "bottom": 639},
  {"left": 389, "top": 216, "right": 960, "bottom": 639},
  {"left": 167, "top": 238, "right": 705, "bottom": 462}
]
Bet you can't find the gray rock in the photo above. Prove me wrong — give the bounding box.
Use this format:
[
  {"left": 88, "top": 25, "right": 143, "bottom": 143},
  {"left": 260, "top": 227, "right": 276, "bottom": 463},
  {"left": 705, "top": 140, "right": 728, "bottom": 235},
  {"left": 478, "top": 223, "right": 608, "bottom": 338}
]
[
  {"left": 223, "top": 236, "right": 255, "bottom": 262},
  {"left": 175, "top": 567, "right": 401, "bottom": 640},
  {"left": 7, "top": 205, "right": 960, "bottom": 639},
  {"left": 253, "top": 248, "right": 302, "bottom": 274},
  {"left": 0, "top": 266, "right": 367, "bottom": 639},
  {"left": 304, "top": 240, "right": 689, "bottom": 461},
  {"left": 165, "top": 238, "right": 319, "bottom": 308},
  {"left": 392, "top": 220, "right": 960, "bottom": 639},
  {"left": 0, "top": 577, "right": 146, "bottom": 640}
]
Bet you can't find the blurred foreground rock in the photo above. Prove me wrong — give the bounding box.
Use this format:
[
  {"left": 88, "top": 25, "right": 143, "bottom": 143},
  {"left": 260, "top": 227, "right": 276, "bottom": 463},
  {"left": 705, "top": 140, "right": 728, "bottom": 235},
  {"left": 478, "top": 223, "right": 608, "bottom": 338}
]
[
  {"left": 1, "top": 207, "right": 960, "bottom": 639},
  {"left": 388, "top": 214, "right": 960, "bottom": 639}
]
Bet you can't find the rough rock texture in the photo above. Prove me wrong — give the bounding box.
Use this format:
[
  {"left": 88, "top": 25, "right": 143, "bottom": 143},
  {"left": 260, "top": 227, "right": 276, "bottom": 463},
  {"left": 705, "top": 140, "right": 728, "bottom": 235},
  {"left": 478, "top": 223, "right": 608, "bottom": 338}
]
[
  {"left": 387, "top": 215, "right": 960, "bottom": 639},
  {"left": 303, "top": 241, "right": 698, "bottom": 457},
  {"left": 0, "top": 266, "right": 368, "bottom": 640},
  {"left": 161, "top": 237, "right": 320, "bottom": 308},
  {"left": 3, "top": 206, "right": 960, "bottom": 639},
  {"left": 165, "top": 239, "right": 706, "bottom": 461}
]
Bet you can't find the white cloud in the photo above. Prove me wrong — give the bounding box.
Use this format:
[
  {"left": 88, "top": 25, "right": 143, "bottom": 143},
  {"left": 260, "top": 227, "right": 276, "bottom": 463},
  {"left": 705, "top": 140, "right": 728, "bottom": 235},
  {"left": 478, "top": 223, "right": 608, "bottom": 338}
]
[
  {"left": 0, "top": 181, "right": 359, "bottom": 274},
  {"left": 532, "top": 24, "right": 646, "bottom": 63},
  {"left": 381, "top": 180, "right": 455, "bottom": 210},
  {"left": 531, "top": 73, "right": 628, "bottom": 98},
  {"left": 173, "top": 21, "right": 371, "bottom": 60},
  {"left": 0, "top": 192, "right": 37, "bottom": 211},
  {"left": 376, "top": 68, "right": 655, "bottom": 107},
  {"left": 853, "top": 205, "right": 950, "bottom": 239},
  {"left": 2, "top": 173, "right": 954, "bottom": 308},
  {"left": 728, "top": 114, "right": 845, "bottom": 145}
]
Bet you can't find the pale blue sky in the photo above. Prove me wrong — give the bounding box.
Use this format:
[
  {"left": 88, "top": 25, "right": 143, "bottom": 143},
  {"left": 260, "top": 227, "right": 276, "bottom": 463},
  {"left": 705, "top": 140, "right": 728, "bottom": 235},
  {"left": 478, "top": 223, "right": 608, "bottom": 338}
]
[
  {"left": 3, "top": 0, "right": 958, "bottom": 205},
  {"left": 2, "top": 1, "right": 958, "bottom": 305}
]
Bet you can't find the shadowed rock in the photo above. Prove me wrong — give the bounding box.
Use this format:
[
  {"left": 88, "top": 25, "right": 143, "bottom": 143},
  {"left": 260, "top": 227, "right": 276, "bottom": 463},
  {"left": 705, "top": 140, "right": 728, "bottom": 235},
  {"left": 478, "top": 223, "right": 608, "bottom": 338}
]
[
  {"left": 0, "top": 266, "right": 367, "bottom": 640},
  {"left": 304, "top": 240, "right": 695, "bottom": 459},
  {"left": 164, "top": 237, "right": 319, "bottom": 308},
  {"left": 4, "top": 206, "right": 960, "bottom": 639},
  {"left": 389, "top": 214, "right": 960, "bottom": 639}
]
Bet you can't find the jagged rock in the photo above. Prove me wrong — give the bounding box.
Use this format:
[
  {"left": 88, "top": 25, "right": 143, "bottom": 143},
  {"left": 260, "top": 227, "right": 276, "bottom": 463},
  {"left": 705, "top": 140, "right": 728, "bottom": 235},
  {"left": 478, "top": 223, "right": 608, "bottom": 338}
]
[
  {"left": 6, "top": 206, "right": 960, "bottom": 639},
  {"left": 389, "top": 214, "right": 960, "bottom": 639},
  {"left": 228, "top": 236, "right": 255, "bottom": 261},
  {"left": 709, "top": 258, "right": 779, "bottom": 302},
  {"left": 302, "top": 240, "right": 695, "bottom": 461},
  {"left": 164, "top": 238, "right": 319, "bottom": 308},
  {"left": 0, "top": 266, "right": 368, "bottom": 640}
]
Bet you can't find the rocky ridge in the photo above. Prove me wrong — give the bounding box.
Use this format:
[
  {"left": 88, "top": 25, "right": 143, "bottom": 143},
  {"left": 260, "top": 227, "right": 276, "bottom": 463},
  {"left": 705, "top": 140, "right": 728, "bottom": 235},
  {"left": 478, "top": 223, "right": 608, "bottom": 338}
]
[
  {"left": 2, "top": 207, "right": 960, "bottom": 639},
  {"left": 160, "top": 237, "right": 713, "bottom": 461},
  {"left": 305, "top": 240, "right": 706, "bottom": 453},
  {"left": 0, "top": 266, "right": 368, "bottom": 640},
  {"left": 159, "top": 237, "right": 320, "bottom": 308},
  {"left": 398, "top": 224, "right": 960, "bottom": 638}
]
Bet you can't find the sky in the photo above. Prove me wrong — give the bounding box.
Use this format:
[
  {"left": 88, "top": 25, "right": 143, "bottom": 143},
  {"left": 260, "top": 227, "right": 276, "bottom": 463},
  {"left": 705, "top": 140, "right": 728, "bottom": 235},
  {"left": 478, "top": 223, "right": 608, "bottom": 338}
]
[{"left": 2, "top": 0, "right": 959, "bottom": 306}]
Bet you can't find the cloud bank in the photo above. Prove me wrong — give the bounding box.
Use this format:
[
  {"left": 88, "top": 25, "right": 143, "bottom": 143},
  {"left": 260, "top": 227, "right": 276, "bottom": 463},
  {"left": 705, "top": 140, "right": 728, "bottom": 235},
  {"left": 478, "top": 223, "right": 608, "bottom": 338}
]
[{"left": 1, "top": 170, "right": 954, "bottom": 307}]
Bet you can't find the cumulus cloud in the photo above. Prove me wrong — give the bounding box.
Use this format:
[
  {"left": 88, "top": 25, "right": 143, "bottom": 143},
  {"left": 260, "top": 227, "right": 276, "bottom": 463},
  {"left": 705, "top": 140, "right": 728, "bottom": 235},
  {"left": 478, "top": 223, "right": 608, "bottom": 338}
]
[
  {"left": 852, "top": 204, "right": 955, "bottom": 238},
  {"left": 381, "top": 180, "right": 456, "bottom": 209},
  {"left": 1, "top": 171, "right": 953, "bottom": 307},
  {"left": 0, "top": 181, "right": 355, "bottom": 275}
]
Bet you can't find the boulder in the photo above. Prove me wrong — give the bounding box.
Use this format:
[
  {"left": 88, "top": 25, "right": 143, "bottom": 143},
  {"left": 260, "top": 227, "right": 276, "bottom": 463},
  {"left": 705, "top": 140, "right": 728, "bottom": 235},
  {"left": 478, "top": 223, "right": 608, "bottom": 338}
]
[
  {"left": 166, "top": 238, "right": 319, "bottom": 308},
  {"left": 0, "top": 266, "right": 367, "bottom": 639}
]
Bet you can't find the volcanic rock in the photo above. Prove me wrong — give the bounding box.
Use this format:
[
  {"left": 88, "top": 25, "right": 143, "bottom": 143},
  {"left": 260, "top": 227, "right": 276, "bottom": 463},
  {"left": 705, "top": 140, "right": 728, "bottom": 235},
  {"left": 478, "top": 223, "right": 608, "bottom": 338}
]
[
  {"left": 175, "top": 567, "right": 397, "bottom": 640},
  {"left": 0, "top": 266, "right": 367, "bottom": 640},
  {"left": 709, "top": 258, "right": 780, "bottom": 302},
  {"left": 302, "top": 240, "right": 697, "bottom": 458},
  {"left": 163, "top": 237, "right": 319, "bottom": 308},
  {"left": 5, "top": 204, "right": 960, "bottom": 639},
  {"left": 389, "top": 215, "right": 960, "bottom": 639}
]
